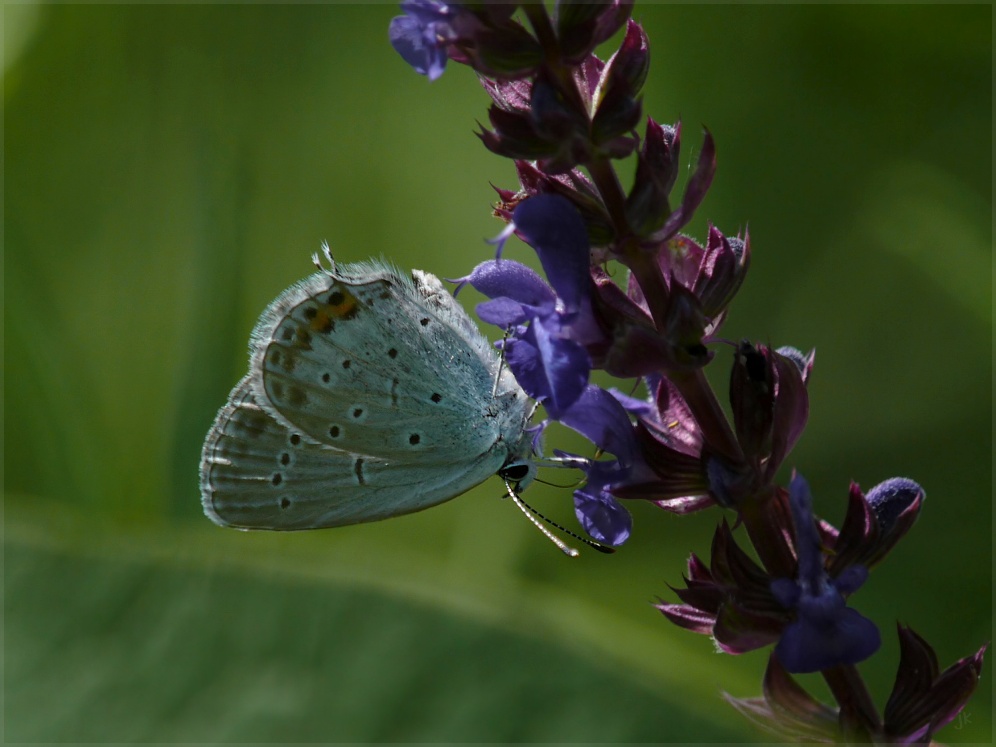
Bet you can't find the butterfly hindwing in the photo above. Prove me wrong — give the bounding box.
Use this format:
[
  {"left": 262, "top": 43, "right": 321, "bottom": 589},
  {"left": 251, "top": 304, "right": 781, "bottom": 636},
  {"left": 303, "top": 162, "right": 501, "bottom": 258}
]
[{"left": 200, "top": 376, "right": 507, "bottom": 530}]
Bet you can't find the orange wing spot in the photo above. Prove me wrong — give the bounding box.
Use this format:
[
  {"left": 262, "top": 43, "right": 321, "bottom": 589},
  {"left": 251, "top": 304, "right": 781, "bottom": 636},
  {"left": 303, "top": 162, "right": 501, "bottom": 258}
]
[
  {"left": 310, "top": 287, "right": 360, "bottom": 331},
  {"left": 310, "top": 310, "right": 334, "bottom": 334}
]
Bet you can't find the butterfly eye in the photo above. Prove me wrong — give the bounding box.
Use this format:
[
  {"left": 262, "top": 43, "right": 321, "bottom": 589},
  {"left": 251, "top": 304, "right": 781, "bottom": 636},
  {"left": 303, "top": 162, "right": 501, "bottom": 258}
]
[{"left": 499, "top": 462, "right": 530, "bottom": 482}]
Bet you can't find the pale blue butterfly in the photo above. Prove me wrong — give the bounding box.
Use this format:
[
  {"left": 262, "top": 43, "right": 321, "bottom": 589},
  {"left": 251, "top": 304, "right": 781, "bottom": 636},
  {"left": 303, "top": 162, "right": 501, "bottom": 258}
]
[{"left": 199, "top": 247, "right": 583, "bottom": 553}]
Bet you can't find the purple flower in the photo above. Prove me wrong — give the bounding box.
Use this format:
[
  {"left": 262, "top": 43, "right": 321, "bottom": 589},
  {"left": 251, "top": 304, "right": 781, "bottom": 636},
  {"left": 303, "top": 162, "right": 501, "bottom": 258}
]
[
  {"left": 770, "top": 473, "right": 880, "bottom": 674},
  {"left": 657, "top": 519, "right": 788, "bottom": 655},
  {"left": 459, "top": 194, "right": 605, "bottom": 417},
  {"left": 725, "top": 627, "right": 988, "bottom": 743},
  {"left": 389, "top": 0, "right": 461, "bottom": 81},
  {"left": 609, "top": 375, "right": 717, "bottom": 513},
  {"left": 555, "top": 385, "right": 655, "bottom": 545},
  {"left": 825, "top": 477, "right": 924, "bottom": 575},
  {"left": 505, "top": 319, "right": 591, "bottom": 417},
  {"left": 590, "top": 228, "right": 749, "bottom": 379},
  {"left": 477, "top": 16, "right": 639, "bottom": 173},
  {"left": 388, "top": 2, "right": 988, "bottom": 737},
  {"left": 611, "top": 353, "right": 806, "bottom": 515},
  {"left": 573, "top": 482, "right": 632, "bottom": 547}
]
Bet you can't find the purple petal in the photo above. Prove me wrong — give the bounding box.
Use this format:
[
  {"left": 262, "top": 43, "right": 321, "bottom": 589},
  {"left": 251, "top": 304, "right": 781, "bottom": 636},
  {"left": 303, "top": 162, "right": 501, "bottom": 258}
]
[
  {"left": 832, "top": 565, "right": 869, "bottom": 596},
  {"left": 776, "top": 607, "right": 881, "bottom": 674},
  {"left": 559, "top": 385, "right": 637, "bottom": 464},
  {"left": 608, "top": 387, "right": 654, "bottom": 419},
  {"left": 465, "top": 259, "right": 557, "bottom": 310},
  {"left": 574, "top": 488, "right": 632, "bottom": 545},
  {"left": 511, "top": 195, "right": 591, "bottom": 312},
  {"left": 389, "top": 14, "right": 449, "bottom": 81},
  {"left": 505, "top": 321, "right": 589, "bottom": 417},
  {"left": 476, "top": 297, "right": 532, "bottom": 327},
  {"left": 787, "top": 473, "right": 824, "bottom": 587},
  {"left": 865, "top": 477, "right": 924, "bottom": 534},
  {"left": 770, "top": 578, "right": 800, "bottom": 608}
]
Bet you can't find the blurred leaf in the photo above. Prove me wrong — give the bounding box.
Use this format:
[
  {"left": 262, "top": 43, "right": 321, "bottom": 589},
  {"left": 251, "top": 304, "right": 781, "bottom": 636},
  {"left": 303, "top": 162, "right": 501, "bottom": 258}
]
[{"left": 5, "top": 494, "right": 750, "bottom": 742}]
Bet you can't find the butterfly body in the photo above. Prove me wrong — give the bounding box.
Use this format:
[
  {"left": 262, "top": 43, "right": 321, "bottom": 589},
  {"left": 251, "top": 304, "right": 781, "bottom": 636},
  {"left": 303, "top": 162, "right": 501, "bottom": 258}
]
[{"left": 200, "top": 257, "right": 534, "bottom": 530}]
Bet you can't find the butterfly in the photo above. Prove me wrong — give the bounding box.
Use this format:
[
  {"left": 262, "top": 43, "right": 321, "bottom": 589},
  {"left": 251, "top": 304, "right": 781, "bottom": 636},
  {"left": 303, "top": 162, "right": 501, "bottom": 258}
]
[{"left": 199, "top": 248, "right": 541, "bottom": 535}]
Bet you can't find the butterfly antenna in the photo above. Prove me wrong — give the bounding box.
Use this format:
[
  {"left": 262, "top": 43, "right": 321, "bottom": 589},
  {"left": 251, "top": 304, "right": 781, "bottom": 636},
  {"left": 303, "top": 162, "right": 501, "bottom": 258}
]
[
  {"left": 533, "top": 475, "right": 586, "bottom": 490},
  {"left": 503, "top": 480, "right": 615, "bottom": 556}
]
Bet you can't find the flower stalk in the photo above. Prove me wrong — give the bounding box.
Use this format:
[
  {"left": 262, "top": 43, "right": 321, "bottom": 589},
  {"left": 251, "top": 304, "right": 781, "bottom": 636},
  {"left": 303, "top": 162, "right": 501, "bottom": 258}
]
[{"left": 388, "top": 1, "right": 986, "bottom": 741}]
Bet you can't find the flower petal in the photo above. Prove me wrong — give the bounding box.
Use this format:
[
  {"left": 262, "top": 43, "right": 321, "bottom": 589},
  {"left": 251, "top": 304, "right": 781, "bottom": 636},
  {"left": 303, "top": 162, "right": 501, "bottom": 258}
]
[
  {"left": 464, "top": 259, "right": 557, "bottom": 309},
  {"left": 512, "top": 194, "right": 591, "bottom": 312},
  {"left": 574, "top": 487, "right": 632, "bottom": 545},
  {"left": 558, "top": 384, "right": 637, "bottom": 463},
  {"left": 505, "top": 321, "right": 589, "bottom": 417},
  {"left": 389, "top": 9, "right": 449, "bottom": 81},
  {"left": 775, "top": 607, "right": 881, "bottom": 674}
]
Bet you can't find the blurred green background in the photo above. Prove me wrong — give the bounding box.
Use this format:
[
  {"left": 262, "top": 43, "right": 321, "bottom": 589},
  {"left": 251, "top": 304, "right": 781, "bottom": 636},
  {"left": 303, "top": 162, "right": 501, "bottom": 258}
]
[{"left": 4, "top": 4, "right": 991, "bottom": 743}]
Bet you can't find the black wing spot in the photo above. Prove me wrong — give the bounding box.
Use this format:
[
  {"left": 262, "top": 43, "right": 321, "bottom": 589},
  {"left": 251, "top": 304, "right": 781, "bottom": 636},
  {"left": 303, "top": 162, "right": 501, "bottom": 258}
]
[
  {"left": 322, "top": 372, "right": 330, "bottom": 383},
  {"left": 289, "top": 434, "right": 301, "bottom": 445},
  {"left": 420, "top": 317, "right": 430, "bottom": 326},
  {"left": 304, "top": 306, "right": 318, "bottom": 320},
  {"left": 328, "top": 290, "right": 344, "bottom": 306},
  {"left": 354, "top": 458, "right": 366, "bottom": 485},
  {"left": 281, "top": 327, "right": 294, "bottom": 341},
  {"left": 280, "top": 497, "right": 291, "bottom": 509},
  {"left": 409, "top": 433, "right": 420, "bottom": 445},
  {"left": 271, "top": 473, "right": 283, "bottom": 486},
  {"left": 352, "top": 407, "right": 363, "bottom": 419},
  {"left": 280, "top": 452, "right": 291, "bottom": 466},
  {"left": 329, "top": 425, "right": 340, "bottom": 438},
  {"left": 388, "top": 348, "right": 398, "bottom": 359},
  {"left": 342, "top": 359, "right": 352, "bottom": 370},
  {"left": 431, "top": 393, "right": 442, "bottom": 403}
]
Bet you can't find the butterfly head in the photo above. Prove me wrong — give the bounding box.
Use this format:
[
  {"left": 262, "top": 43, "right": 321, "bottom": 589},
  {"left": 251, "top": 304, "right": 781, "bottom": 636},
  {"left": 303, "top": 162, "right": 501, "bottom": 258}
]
[{"left": 498, "top": 458, "right": 535, "bottom": 489}]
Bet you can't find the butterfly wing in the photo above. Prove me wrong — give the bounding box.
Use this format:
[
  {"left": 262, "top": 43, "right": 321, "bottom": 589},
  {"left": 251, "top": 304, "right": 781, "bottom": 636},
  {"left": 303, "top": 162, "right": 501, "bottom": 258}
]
[
  {"left": 247, "top": 261, "right": 515, "bottom": 460},
  {"left": 200, "top": 376, "right": 509, "bottom": 529},
  {"left": 199, "top": 259, "right": 533, "bottom": 530}
]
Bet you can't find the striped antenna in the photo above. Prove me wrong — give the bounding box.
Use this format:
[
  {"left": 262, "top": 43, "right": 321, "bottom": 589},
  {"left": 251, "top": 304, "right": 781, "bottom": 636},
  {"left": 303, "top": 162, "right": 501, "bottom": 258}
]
[{"left": 503, "top": 479, "right": 615, "bottom": 556}]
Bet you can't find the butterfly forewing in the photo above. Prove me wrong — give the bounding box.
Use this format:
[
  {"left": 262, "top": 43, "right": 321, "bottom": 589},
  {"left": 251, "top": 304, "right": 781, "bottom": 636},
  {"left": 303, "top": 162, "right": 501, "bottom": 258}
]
[{"left": 249, "top": 268, "right": 502, "bottom": 459}]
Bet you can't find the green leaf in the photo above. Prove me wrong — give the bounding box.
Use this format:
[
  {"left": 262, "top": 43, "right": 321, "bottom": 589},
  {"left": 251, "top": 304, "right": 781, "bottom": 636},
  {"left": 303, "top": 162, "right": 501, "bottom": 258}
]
[{"left": 6, "top": 495, "right": 750, "bottom": 742}]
